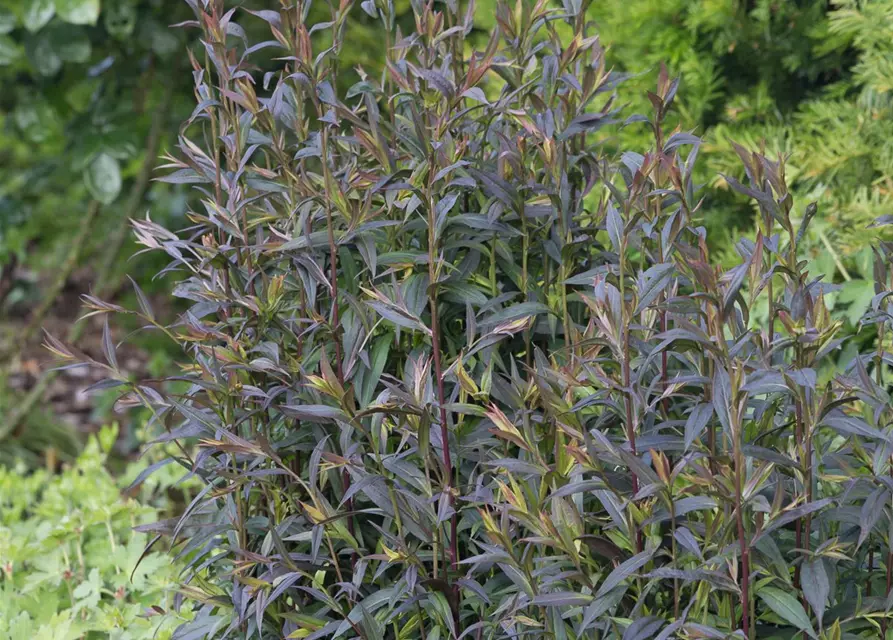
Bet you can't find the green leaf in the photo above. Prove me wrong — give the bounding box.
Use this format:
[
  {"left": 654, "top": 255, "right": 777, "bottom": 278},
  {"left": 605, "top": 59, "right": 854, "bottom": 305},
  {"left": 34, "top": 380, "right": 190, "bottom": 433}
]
[
  {"left": 53, "top": 26, "right": 91, "bottom": 62},
  {"left": 56, "top": 0, "right": 99, "bottom": 25},
  {"left": 0, "top": 9, "right": 17, "bottom": 33},
  {"left": 23, "top": 0, "right": 54, "bottom": 32},
  {"left": 360, "top": 334, "right": 390, "bottom": 405},
  {"left": 142, "top": 18, "right": 179, "bottom": 56},
  {"left": 860, "top": 487, "right": 888, "bottom": 547},
  {"left": 0, "top": 35, "right": 21, "bottom": 64},
  {"left": 25, "top": 32, "right": 61, "bottom": 75},
  {"left": 333, "top": 589, "right": 395, "bottom": 638},
  {"left": 84, "top": 153, "right": 121, "bottom": 204},
  {"left": 634, "top": 262, "right": 675, "bottom": 314},
  {"left": 13, "top": 92, "right": 60, "bottom": 141},
  {"left": 837, "top": 278, "right": 875, "bottom": 326},
  {"left": 281, "top": 404, "right": 347, "bottom": 423},
  {"left": 580, "top": 587, "right": 626, "bottom": 630},
  {"left": 758, "top": 587, "right": 817, "bottom": 638},
  {"left": 366, "top": 301, "right": 430, "bottom": 335}
]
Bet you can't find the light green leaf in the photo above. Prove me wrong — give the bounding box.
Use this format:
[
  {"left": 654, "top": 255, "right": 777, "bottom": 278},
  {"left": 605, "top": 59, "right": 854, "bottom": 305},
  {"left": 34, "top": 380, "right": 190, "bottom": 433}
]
[
  {"left": 71, "top": 568, "right": 102, "bottom": 611},
  {"left": 837, "top": 278, "right": 874, "bottom": 326},
  {"left": 14, "top": 96, "right": 61, "bottom": 143},
  {"left": 56, "top": 0, "right": 99, "bottom": 25},
  {"left": 758, "top": 587, "right": 817, "bottom": 638},
  {"left": 84, "top": 153, "right": 122, "bottom": 204},
  {"left": 24, "top": 0, "right": 54, "bottom": 32},
  {"left": 8, "top": 611, "right": 34, "bottom": 640},
  {"left": 0, "top": 9, "right": 18, "bottom": 33},
  {"left": 0, "top": 35, "right": 21, "bottom": 65},
  {"left": 25, "top": 32, "right": 62, "bottom": 75}
]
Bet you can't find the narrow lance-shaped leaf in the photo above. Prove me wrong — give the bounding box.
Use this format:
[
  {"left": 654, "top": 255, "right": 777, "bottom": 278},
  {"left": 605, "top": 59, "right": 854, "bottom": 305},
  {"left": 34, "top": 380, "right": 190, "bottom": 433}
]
[
  {"left": 801, "top": 560, "right": 829, "bottom": 625},
  {"left": 758, "top": 587, "right": 818, "bottom": 639}
]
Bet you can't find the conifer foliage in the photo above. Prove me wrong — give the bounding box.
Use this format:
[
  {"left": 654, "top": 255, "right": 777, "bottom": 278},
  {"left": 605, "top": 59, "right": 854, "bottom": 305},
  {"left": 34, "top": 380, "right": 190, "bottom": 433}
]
[{"left": 60, "top": 0, "right": 893, "bottom": 637}]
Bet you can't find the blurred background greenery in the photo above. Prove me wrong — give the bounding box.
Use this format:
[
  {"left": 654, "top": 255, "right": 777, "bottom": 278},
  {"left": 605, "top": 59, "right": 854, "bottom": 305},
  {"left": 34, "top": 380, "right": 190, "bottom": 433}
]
[{"left": 1, "top": 0, "right": 892, "bottom": 632}]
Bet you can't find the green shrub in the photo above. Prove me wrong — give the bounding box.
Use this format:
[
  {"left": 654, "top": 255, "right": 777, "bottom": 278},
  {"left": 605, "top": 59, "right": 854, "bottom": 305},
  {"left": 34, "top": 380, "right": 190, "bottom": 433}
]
[
  {"left": 0, "top": 425, "right": 191, "bottom": 639},
  {"left": 66, "top": 0, "right": 893, "bottom": 638}
]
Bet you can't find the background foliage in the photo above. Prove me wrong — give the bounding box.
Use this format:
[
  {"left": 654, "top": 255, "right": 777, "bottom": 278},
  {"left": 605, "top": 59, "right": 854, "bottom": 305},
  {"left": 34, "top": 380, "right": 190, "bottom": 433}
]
[{"left": 588, "top": 1, "right": 893, "bottom": 286}]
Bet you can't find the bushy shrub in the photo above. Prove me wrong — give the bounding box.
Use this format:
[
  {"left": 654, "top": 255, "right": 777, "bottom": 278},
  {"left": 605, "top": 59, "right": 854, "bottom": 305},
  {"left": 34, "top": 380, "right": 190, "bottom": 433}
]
[
  {"left": 0, "top": 425, "right": 190, "bottom": 639},
  {"left": 63, "top": 0, "right": 893, "bottom": 638}
]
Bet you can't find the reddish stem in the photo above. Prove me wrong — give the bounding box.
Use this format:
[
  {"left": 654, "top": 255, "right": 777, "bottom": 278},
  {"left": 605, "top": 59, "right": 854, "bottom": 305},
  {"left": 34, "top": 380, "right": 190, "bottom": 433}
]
[
  {"left": 623, "top": 328, "right": 642, "bottom": 553},
  {"left": 735, "top": 455, "right": 750, "bottom": 637},
  {"left": 322, "top": 128, "right": 354, "bottom": 567}
]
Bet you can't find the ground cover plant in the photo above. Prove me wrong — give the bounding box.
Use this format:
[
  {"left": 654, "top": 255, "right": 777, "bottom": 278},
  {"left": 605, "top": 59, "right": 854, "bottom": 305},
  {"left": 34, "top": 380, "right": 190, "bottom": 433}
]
[
  {"left": 0, "top": 424, "right": 191, "bottom": 640},
  {"left": 60, "top": 0, "right": 893, "bottom": 637}
]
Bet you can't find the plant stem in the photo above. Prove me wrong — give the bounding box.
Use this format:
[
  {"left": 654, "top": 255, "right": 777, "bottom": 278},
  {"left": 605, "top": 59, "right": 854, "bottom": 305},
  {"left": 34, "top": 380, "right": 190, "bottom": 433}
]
[
  {"left": 320, "top": 126, "right": 355, "bottom": 565},
  {"left": 669, "top": 493, "right": 679, "bottom": 618},
  {"left": 767, "top": 277, "right": 775, "bottom": 358},
  {"left": 519, "top": 203, "right": 532, "bottom": 368},
  {"left": 426, "top": 171, "right": 459, "bottom": 590},
  {"left": 619, "top": 234, "right": 641, "bottom": 553},
  {"left": 734, "top": 421, "right": 750, "bottom": 637},
  {"left": 874, "top": 316, "right": 886, "bottom": 601},
  {"left": 429, "top": 272, "right": 459, "bottom": 611},
  {"left": 882, "top": 311, "right": 891, "bottom": 636}
]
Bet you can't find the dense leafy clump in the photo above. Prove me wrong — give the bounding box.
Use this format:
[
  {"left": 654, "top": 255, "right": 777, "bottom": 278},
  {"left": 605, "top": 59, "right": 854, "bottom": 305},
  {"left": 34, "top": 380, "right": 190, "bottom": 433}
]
[
  {"left": 0, "top": 425, "right": 191, "bottom": 640},
  {"left": 63, "top": 0, "right": 893, "bottom": 638}
]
